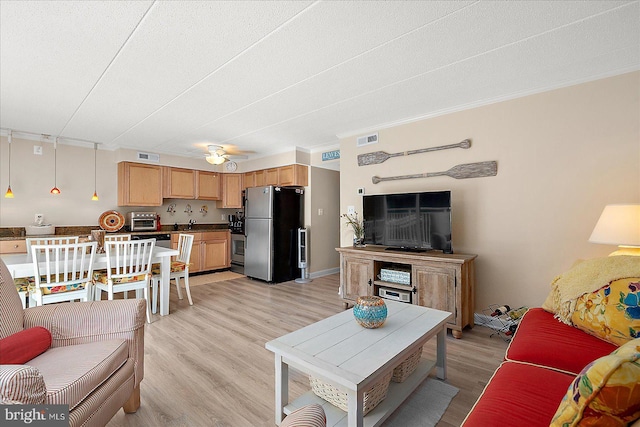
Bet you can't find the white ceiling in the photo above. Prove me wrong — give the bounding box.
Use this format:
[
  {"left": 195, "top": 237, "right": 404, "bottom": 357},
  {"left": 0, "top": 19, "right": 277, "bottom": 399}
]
[{"left": 1, "top": 1, "right": 638, "bottom": 161}]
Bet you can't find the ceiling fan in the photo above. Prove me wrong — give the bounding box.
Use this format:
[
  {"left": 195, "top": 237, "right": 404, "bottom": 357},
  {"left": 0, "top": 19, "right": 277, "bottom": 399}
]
[{"left": 204, "top": 145, "right": 248, "bottom": 170}]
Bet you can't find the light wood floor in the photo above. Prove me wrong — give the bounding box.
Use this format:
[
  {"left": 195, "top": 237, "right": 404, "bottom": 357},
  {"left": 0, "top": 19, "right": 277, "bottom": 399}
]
[{"left": 107, "top": 273, "right": 508, "bottom": 427}]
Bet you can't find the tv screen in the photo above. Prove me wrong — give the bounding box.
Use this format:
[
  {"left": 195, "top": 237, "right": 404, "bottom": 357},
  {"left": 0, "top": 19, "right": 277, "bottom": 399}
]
[{"left": 362, "top": 190, "right": 452, "bottom": 253}]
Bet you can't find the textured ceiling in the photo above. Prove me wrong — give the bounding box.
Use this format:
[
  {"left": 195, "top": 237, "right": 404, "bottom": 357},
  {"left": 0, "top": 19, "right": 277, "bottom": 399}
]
[{"left": 1, "top": 1, "right": 638, "bottom": 161}]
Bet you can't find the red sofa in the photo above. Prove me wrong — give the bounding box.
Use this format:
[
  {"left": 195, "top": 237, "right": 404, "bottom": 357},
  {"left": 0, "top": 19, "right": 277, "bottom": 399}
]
[{"left": 462, "top": 308, "right": 618, "bottom": 426}]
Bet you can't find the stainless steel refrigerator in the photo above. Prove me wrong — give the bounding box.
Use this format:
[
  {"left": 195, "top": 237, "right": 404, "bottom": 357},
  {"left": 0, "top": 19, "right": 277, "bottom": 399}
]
[{"left": 244, "top": 186, "right": 304, "bottom": 283}]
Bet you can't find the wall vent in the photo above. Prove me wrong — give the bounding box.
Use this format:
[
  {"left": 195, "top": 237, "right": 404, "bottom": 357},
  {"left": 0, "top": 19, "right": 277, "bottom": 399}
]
[
  {"left": 357, "top": 132, "right": 378, "bottom": 147},
  {"left": 136, "top": 152, "right": 160, "bottom": 163}
]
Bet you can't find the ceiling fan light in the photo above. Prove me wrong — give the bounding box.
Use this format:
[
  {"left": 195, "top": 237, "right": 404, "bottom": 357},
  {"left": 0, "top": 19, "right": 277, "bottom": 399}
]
[{"left": 206, "top": 154, "right": 226, "bottom": 165}]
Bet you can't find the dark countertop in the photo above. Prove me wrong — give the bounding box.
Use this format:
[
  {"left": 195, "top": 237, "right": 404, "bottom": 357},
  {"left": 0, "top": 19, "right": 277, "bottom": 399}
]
[{"left": 0, "top": 223, "right": 230, "bottom": 241}]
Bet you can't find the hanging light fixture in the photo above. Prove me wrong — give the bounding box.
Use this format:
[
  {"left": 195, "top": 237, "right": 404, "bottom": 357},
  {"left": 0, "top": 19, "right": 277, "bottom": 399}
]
[
  {"left": 92, "top": 143, "right": 99, "bottom": 201},
  {"left": 50, "top": 137, "right": 61, "bottom": 194},
  {"left": 4, "top": 131, "right": 14, "bottom": 198}
]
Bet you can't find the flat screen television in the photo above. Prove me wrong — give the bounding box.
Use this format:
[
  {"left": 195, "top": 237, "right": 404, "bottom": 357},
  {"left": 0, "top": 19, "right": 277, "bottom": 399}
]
[{"left": 362, "top": 190, "right": 452, "bottom": 253}]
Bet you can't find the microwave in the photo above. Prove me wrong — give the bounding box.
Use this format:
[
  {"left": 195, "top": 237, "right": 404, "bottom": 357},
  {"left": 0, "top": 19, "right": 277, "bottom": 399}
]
[{"left": 129, "top": 212, "right": 157, "bottom": 231}]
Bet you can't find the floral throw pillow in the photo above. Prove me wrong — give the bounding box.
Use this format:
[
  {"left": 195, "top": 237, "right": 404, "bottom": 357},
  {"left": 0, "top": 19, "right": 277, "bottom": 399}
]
[
  {"left": 571, "top": 278, "right": 640, "bottom": 346},
  {"left": 550, "top": 338, "right": 640, "bottom": 427}
]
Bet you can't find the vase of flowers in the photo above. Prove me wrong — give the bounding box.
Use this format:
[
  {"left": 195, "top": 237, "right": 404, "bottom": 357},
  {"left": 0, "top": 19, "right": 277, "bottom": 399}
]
[{"left": 341, "top": 212, "right": 365, "bottom": 247}]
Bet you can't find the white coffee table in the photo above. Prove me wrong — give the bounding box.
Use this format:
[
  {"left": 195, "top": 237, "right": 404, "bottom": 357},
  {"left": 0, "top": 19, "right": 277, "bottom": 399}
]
[{"left": 265, "top": 300, "right": 452, "bottom": 427}]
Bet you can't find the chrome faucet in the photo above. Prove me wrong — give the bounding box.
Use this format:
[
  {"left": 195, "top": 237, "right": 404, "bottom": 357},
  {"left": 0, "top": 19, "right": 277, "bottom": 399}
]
[{"left": 188, "top": 219, "right": 196, "bottom": 230}]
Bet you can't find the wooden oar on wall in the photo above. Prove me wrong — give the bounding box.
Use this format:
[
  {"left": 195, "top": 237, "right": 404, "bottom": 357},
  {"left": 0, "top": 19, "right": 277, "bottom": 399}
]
[
  {"left": 358, "top": 139, "right": 471, "bottom": 166},
  {"left": 372, "top": 161, "right": 497, "bottom": 184}
]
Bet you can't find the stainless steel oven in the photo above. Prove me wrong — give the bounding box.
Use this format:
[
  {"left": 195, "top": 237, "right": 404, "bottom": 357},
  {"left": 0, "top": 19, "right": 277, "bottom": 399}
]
[
  {"left": 230, "top": 233, "right": 245, "bottom": 274},
  {"left": 129, "top": 212, "right": 158, "bottom": 231}
]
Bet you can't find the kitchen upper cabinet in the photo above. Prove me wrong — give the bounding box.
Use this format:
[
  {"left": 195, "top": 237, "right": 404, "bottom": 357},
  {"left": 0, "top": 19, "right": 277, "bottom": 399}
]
[
  {"left": 278, "top": 164, "right": 308, "bottom": 187},
  {"left": 217, "top": 173, "right": 243, "bottom": 209},
  {"left": 196, "top": 171, "right": 221, "bottom": 200},
  {"left": 254, "top": 170, "right": 265, "bottom": 187},
  {"left": 264, "top": 168, "right": 279, "bottom": 186},
  {"left": 243, "top": 171, "right": 256, "bottom": 189},
  {"left": 163, "top": 167, "right": 196, "bottom": 199},
  {"left": 118, "top": 162, "right": 163, "bottom": 206}
]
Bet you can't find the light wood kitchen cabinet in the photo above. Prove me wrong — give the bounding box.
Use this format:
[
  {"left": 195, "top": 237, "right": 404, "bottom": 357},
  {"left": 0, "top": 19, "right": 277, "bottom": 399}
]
[
  {"left": 200, "top": 231, "right": 230, "bottom": 271},
  {"left": 172, "top": 231, "right": 230, "bottom": 273},
  {"left": 163, "top": 167, "right": 196, "bottom": 199},
  {"left": 243, "top": 171, "right": 256, "bottom": 189},
  {"left": 217, "top": 173, "right": 243, "bottom": 209},
  {"left": 336, "top": 246, "right": 476, "bottom": 338},
  {"left": 0, "top": 240, "right": 27, "bottom": 254},
  {"left": 254, "top": 170, "right": 265, "bottom": 187},
  {"left": 278, "top": 164, "right": 308, "bottom": 187},
  {"left": 264, "top": 168, "right": 279, "bottom": 186},
  {"left": 196, "top": 171, "right": 222, "bottom": 200},
  {"left": 118, "top": 162, "right": 163, "bottom": 206}
]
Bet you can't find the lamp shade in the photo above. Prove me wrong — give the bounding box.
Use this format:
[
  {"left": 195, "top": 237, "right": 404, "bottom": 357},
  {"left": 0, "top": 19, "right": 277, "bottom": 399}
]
[{"left": 589, "top": 204, "right": 640, "bottom": 247}]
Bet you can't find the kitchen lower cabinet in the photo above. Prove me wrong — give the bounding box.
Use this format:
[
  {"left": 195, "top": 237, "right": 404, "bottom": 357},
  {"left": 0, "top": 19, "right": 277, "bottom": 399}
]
[
  {"left": 174, "top": 231, "right": 230, "bottom": 273},
  {"left": 200, "top": 232, "right": 230, "bottom": 270},
  {"left": 336, "top": 246, "right": 476, "bottom": 338},
  {"left": 118, "top": 162, "right": 163, "bottom": 206},
  {"left": 0, "top": 240, "right": 27, "bottom": 254}
]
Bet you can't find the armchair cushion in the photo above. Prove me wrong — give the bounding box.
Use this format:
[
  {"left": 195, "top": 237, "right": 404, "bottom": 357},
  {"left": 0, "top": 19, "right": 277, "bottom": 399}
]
[
  {"left": 23, "top": 300, "right": 146, "bottom": 390},
  {"left": 0, "top": 327, "right": 52, "bottom": 364},
  {"left": 28, "top": 339, "right": 129, "bottom": 410},
  {"left": 0, "top": 365, "right": 46, "bottom": 404}
]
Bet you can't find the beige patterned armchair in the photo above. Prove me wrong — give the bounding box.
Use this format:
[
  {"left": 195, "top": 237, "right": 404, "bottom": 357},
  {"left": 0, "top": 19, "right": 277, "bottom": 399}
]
[{"left": 0, "top": 259, "right": 145, "bottom": 427}]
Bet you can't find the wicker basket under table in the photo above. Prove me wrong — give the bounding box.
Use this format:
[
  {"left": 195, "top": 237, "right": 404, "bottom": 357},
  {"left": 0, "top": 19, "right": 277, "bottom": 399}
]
[
  {"left": 309, "top": 371, "right": 393, "bottom": 416},
  {"left": 391, "top": 345, "right": 423, "bottom": 383}
]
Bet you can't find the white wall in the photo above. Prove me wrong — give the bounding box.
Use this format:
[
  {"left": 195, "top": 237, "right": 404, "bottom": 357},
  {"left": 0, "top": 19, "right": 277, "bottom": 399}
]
[{"left": 339, "top": 72, "right": 640, "bottom": 312}]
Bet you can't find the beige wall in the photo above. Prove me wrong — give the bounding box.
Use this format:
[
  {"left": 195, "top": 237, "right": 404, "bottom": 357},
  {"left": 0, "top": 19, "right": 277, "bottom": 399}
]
[
  {"left": 0, "top": 143, "right": 235, "bottom": 227},
  {"left": 339, "top": 71, "right": 640, "bottom": 312},
  {"left": 308, "top": 166, "right": 340, "bottom": 275}
]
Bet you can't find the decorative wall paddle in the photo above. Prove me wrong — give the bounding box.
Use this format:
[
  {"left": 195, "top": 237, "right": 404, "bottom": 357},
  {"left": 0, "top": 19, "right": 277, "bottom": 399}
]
[
  {"left": 372, "top": 161, "right": 497, "bottom": 184},
  {"left": 358, "top": 139, "right": 471, "bottom": 166}
]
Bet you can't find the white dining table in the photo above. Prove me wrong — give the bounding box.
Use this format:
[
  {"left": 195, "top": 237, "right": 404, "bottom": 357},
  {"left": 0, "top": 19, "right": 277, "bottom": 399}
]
[{"left": 1, "top": 246, "right": 179, "bottom": 316}]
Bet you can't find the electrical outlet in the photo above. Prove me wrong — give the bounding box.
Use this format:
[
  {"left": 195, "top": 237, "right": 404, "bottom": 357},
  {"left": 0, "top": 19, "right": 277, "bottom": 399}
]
[
  {"left": 35, "top": 213, "right": 43, "bottom": 223},
  {"left": 318, "top": 208, "right": 324, "bottom": 216},
  {"left": 221, "top": 214, "right": 226, "bottom": 220},
  {"left": 347, "top": 205, "right": 355, "bottom": 215},
  {"left": 357, "top": 187, "right": 365, "bottom": 195}
]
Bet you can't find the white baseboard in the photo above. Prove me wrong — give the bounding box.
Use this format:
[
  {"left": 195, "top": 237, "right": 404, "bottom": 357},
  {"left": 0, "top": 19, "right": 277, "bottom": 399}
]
[{"left": 309, "top": 267, "right": 340, "bottom": 279}]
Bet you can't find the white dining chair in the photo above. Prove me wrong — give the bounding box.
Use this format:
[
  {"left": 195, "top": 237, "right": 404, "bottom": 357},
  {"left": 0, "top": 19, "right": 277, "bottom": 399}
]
[
  {"left": 26, "top": 236, "right": 80, "bottom": 261},
  {"left": 94, "top": 239, "right": 155, "bottom": 323},
  {"left": 151, "top": 233, "right": 194, "bottom": 313},
  {"left": 101, "top": 234, "right": 132, "bottom": 298},
  {"left": 30, "top": 241, "right": 98, "bottom": 306},
  {"left": 19, "top": 236, "right": 81, "bottom": 306},
  {"left": 104, "top": 234, "right": 131, "bottom": 242}
]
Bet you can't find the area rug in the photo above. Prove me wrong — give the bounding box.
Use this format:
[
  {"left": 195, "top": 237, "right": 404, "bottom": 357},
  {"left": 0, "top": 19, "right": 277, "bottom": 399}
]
[
  {"left": 381, "top": 378, "right": 458, "bottom": 426},
  {"left": 188, "top": 271, "right": 245, "bottom": 286}
]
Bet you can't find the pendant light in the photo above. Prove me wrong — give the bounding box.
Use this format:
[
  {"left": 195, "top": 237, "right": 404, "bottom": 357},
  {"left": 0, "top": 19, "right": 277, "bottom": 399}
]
[
  {"left": 4, "top": 131, "right": 14, "bottom": 198},
  {"left": 91, "top": 143, "right": 99, "bottom": 201},
  {"left": 50, "top": 137, "right": 61, "bottom": 194}
]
